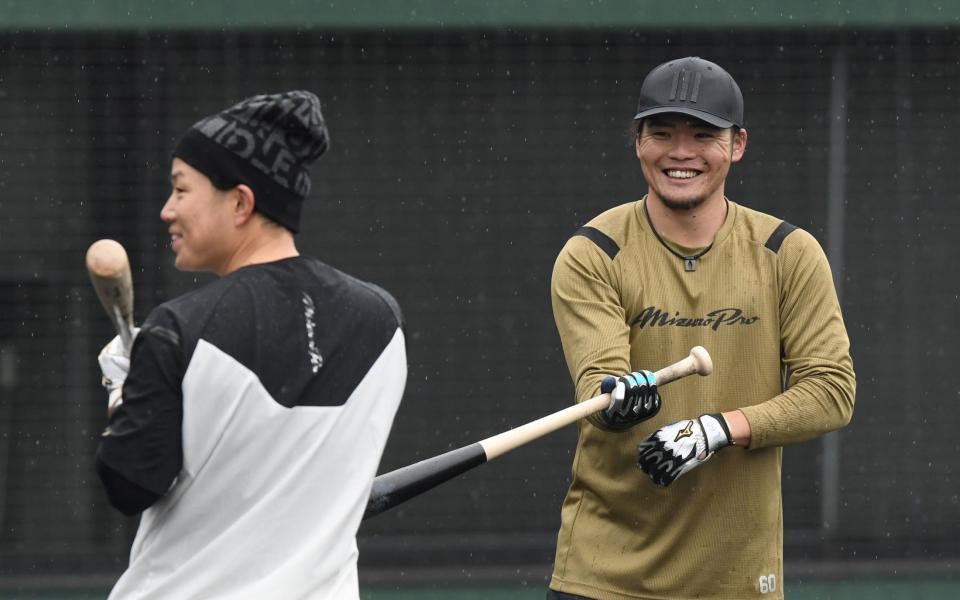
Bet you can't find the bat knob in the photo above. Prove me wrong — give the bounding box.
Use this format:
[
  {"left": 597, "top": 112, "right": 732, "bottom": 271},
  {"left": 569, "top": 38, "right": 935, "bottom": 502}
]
[
  {"left": 689, "top": 346, "right": 713, "bottom": 376},
  {"left": 86, "top": 239, "right": 130, "bottom": 278}
]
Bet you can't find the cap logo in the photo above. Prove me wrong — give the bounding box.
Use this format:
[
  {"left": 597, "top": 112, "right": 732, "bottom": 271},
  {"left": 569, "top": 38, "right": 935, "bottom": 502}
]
[
  {"left": 191, "top": 92, "right": 327, "bottom": 196},
  {"left": 668, "top": 70, "right": 702, "bottom": 103}
]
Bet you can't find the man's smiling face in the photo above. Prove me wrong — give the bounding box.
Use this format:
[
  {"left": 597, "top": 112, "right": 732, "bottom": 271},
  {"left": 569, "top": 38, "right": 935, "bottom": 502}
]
[{"left": 636, "top": 113, "right": 747, "bottom": 211}]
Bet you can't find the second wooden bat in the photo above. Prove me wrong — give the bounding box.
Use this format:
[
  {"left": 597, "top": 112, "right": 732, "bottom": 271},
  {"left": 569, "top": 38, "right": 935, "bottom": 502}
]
[{"left": 85, "top": 239, "right": 135, "bottom": 354}]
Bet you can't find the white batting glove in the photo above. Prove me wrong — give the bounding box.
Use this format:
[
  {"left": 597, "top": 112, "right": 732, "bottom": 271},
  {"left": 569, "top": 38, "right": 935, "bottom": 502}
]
[
  {"left": 636, "top": 413, "right": 731, "bottom": 486},
  {"left": 97, "top": 329, "right": 139, "bottom": 415}
]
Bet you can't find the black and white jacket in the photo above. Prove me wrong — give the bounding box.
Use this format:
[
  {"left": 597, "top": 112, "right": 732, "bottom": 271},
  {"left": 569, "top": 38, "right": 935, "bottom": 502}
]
[{"left": 97, "top": 256, "right": 406, "bottom": 599}]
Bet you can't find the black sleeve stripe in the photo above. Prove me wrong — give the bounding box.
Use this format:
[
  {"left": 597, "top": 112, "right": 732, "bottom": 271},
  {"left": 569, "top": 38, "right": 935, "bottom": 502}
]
[
  {"left": 764, "top": 221, "right": 798, "bottom": 253},
  {"left": 141, "top": 324, "right": 180, "bottom": 347},
  {"left": 574, "top": 226, "right": 620, "bottom": 260}
]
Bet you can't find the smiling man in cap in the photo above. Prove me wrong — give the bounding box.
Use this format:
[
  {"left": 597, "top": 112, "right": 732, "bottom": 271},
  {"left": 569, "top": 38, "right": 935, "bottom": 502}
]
[{"left": 546, "top": 57, "right": 856, "bottom": 599}]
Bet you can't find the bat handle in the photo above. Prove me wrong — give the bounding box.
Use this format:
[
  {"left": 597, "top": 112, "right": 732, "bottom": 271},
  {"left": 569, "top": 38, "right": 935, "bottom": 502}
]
[
  {"left": 481, "top": 346, "right": 712, "bottom": 460},
  {"left": 652, "top": 345, "right": 712, "bottom": 385},
  {"left": 112, "top": 306, "right": 134, "bottom": 355}
]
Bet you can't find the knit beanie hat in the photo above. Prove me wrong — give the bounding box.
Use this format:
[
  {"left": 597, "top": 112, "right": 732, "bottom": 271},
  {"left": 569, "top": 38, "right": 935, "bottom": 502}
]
[{"left": 173, "top": 90, "right": 329, "bottom": 233}]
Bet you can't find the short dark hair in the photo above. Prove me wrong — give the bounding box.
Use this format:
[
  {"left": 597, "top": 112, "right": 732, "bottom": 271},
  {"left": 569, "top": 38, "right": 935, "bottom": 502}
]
[{"left": 630, "top": 117, "right": 741, "bottom": 142}]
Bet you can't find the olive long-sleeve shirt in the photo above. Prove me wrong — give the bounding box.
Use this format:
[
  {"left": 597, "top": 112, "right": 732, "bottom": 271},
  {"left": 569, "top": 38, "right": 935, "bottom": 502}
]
[{"left": 549, "top": 198, "right": 855, "bottom": 600}]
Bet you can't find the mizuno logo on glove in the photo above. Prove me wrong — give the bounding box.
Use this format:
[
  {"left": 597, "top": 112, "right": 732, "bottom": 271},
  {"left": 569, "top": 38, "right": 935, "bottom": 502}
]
[{"left": 674, "top": 421, "right": 695, "bottom": 441}]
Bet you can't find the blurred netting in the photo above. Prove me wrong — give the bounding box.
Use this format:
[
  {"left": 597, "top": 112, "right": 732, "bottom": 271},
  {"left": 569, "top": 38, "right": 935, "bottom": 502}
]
[{"left": 0, "top": 29, "right": 958, "bottom": 585}]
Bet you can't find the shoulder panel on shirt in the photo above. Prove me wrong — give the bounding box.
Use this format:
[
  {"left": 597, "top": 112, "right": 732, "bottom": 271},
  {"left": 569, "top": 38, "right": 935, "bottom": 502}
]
[
  {"left": 574, "top": 226, "right": 620, "bottom": 260},
  {"left": 164, "top": 257, "right": 403, "bottom": 409},
  {"left": 722, "top": 201, "right": 793, "bottom": 251},
  {"left": 568, "top": 200, "right": 640, "bottom": 261},
  {"left": 354, "top": 278, "right": 405, "bottom": 330},
  {"left": 764, "top": 220, "right": 799, "bottom": 253}
]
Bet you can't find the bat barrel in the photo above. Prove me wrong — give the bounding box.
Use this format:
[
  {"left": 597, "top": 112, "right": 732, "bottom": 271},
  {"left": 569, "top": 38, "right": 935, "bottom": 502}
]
[{"left": 363, "top": 443, "right": 487, "bottom": 520}]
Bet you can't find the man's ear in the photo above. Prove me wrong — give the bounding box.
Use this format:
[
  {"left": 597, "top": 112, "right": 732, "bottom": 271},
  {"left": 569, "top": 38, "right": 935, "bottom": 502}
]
[
  {"left": 233, "top": 184, "right": 256, "bottom": 226},
  {"left": 634, "top": 119, "right": 644, "bottom": 160},
  {"left": 732, "top": 128, "right": 748, "bottom": 162}
]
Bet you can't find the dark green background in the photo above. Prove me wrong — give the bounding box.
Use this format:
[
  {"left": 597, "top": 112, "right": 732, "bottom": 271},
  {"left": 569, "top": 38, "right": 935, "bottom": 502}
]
[{"left": 0, "top": 0, "right": 957, "bottom": 29}]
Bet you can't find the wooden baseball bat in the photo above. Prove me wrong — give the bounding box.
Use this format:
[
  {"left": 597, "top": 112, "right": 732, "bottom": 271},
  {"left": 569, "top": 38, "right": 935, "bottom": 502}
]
[
  {"left": 364, "top": 346, "right": 713, "bottom": 520},
  {"left": 85, "top": 239, "right": 135, "bottom": 354}
]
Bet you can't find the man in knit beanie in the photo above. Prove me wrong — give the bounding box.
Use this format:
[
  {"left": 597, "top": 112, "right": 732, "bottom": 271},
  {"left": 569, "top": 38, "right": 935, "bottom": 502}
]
[
  {"left": 172, "top": 90, "right": 328, "bottom": 233},
  {"left": 94, "top": 92, "right": 407, "bottom": 599}
]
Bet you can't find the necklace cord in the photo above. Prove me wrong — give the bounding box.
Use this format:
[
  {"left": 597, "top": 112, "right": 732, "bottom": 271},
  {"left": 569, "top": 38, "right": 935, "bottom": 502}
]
[{"left": 642, "top": 198, "right": 726, "bottom": 263}]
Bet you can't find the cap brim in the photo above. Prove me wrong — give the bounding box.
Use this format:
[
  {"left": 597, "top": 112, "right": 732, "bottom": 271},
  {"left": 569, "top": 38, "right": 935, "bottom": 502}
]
[{"left": 633, "top": 106, "right": 736, "bottom": 129}]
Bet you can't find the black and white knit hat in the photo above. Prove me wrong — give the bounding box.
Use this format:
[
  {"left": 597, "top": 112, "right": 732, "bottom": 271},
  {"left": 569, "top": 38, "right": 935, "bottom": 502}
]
[{"left": 173, "top": 90, "right": 329, "bottom": 233}]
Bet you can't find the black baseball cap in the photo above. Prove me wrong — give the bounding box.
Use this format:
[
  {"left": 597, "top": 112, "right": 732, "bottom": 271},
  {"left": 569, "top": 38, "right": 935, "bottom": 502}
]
[{"left": 633, "top": 57, "right": 744, "bottom": 129}]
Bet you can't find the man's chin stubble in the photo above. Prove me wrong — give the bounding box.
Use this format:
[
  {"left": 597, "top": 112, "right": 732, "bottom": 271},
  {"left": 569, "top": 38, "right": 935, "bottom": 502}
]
[{"left": 659, "top": 194, "right": 707, "bottom": 211}]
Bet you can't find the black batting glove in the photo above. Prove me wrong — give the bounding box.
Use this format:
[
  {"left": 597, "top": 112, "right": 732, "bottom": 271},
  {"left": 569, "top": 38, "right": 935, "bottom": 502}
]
[
  {"left": 599, "top": 370, "right": 661, "bottom": 430},
  {"left": 637, "top": 413, "right": 732, "bottom": 486}
]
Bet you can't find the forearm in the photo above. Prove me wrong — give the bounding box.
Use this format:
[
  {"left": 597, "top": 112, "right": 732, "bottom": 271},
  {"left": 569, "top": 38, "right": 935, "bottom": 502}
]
[
  {"left": 739, "top": 368, "right": 855, "bottom": 449},
  {"left": 96, "top": 317, "right": 185, "bottom": 512},
  {"left": 742, "top": 229, "right": 856, "bottom": 449},
  {"left": 551, "top": 238, "right": 632, "bottom": 428}
]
